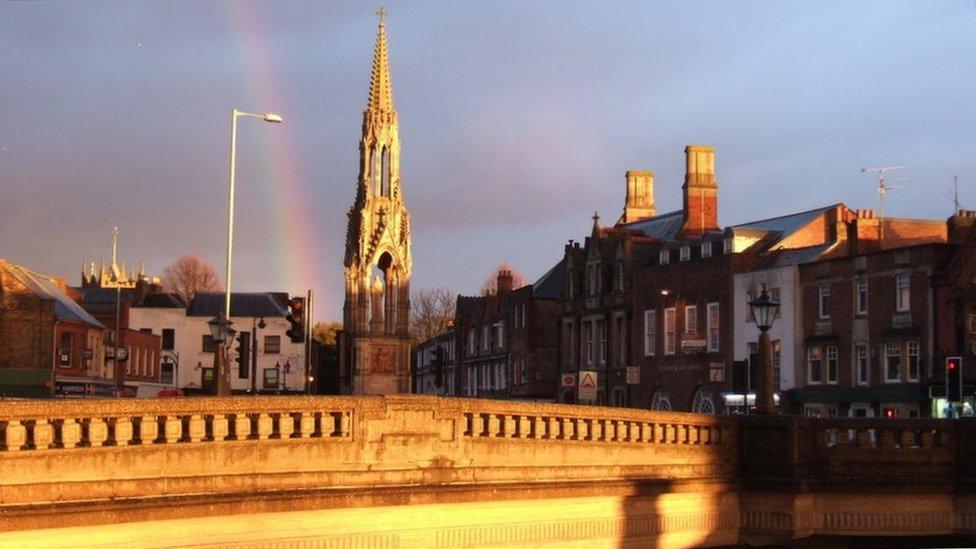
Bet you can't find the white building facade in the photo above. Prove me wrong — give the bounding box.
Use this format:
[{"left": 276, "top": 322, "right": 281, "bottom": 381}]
[{"left": 130, "top": 292, "right": 306, "bottom": 394}]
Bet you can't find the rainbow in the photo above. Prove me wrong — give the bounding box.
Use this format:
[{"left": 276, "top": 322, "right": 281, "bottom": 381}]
[{"left": 220, "top": 2, "right": 326, "bottom": 316}]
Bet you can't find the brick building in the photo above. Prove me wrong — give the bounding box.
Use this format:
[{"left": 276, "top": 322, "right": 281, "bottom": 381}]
[
  {"left": 453, "top": 268, "right": 562, "bottom": 400},
  {"left": 414, "top": 330, "right": 455, "bottom": 396},
  {"left": 792, "top": 210, "right": 952, "bottom": 417},
  {"left": 0, "top": 260, "right": 109, "bottom": 398}
]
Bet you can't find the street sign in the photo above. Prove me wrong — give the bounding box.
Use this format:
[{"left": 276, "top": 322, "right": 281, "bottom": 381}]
[
  {"left": 561, "top": 373, "right": 576, "bottom": 389},
  {"left": 680, "top": 339, "right": 706, "bottom": 351},
  {"left": 579, "top": 370, "right": 598, "bottom": 401},
  {"left": 625, "top": 366, "right": 639, "bottom": 385}
]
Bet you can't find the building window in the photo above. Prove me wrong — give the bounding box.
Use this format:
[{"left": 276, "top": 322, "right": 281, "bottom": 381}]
[
  {"left": 819, "top": 284, "right": 830, "bottom": 319},
  {"left": 826, "top": 346, "right": 838, "bottom": 384},
  {"left": 684, "top": 305, "right": 697, "bottom": 334},
  {"left": 770, "top": 287, "right": 782, "bottom": 319},
  {"left": 563, "top": 320, "right": 574, "bottom": 365},
  {"left": 468, "top": 329, "right": 476, "bottom": 356},
  {"left": 58, "top": 332, "right": 73, "bottom": 367},
  {"left": 907, "top": 341, "right": 920, "bottom": 381},
  {"left": 659, "top": 249, "right": 669, "bottom": 265},
  {"left": 643, "top": 310, "right": 656, "bottom": 356},
  {"left": 202, "top": 334, "right": 218, "bottom": 354},
  {"left": 707, "top": 303, "right": 720, "bottom": 353},
  {"left": 496, "top": 322, "right": 505, "bottom": 350},
  {"left": 585, "top": 321, "right": 594, "bottom": 366},
  {"left": 616, "top": 316, "right": 626, "bottom": 367},
  {"left": 808, "top": 347, "right": 822, "bottom": 384},
  {"left": 161, "top": 328, "right": 175, "bottom": 351},
  {"left": 664, "top": 308, "right": 676, "bottom": 355},
  {"left": 616, "top": 260, "right": 625, "bottom": 291},
  {"left": 701, "top": 242, "right": 712, "bottom": 258},
  {"left": 692, "top": 389, "right": 715, "bottom": 414},
  {"left": 885, "top": 342, "right": 902, "bottom": 382},
  {"left": 597, "top": 319, "right": 606, "bottom": 365},
  {"left": 482, "top": 325, "right": 490, "bottom": 351},
  {"left": 855, "top": 344, "right": 869, "bottom": 385},
  {"left": 650, "top": 389, "right": 672, "bottom": 411},
  {"left": 680, "top": 246, "right": 691, "bottom": 261},
  {"left": 588, "top": 263, "right": 600, "bottom": 295},
  {"left": 264, "top": 335, "right": 281, "bottom": 354},
  {"left": 772, "top": 340, "right": 781, "bottom": 389},
  {"left": 723, "top": 237, "right": 732, "bottom": 254},
  {"left": 263, "top": 367, "right": 279, "bottom": 389},
  {"left": 855, "top": 279, "right": 868, "bottom": 316},
  {"left": 896, "top": 273, "right": 911, "bottom": 312}
]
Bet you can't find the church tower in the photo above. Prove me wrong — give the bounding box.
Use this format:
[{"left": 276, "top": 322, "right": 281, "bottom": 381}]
[{"left": 341, "top": 9, "right": 412, "bottom": 395}]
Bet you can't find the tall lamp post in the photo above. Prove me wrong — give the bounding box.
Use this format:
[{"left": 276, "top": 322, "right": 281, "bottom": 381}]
[
  {"left": 748, "top": 287, "right": 781, "bottom": 415},
  {"left": 218, "top": 109, "right": 282, "bottom": 396}
]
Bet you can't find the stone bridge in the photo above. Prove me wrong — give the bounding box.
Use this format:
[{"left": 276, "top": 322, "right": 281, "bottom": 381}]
[{"left": 0, "top": 395, "right": 974, "bottom": 547}]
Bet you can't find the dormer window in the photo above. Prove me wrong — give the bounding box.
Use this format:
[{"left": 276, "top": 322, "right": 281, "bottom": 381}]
[
  {"left": 679, "top": 246, "right": 691, "bottom": 261},
  {"left": 701, "top": 242, "right": 712, "bottom": 258},
  {"left": 723, "top": 237, "right": 733, "bottom": 254},
  {"left": 659, "top": 249, "right": 670, "bottom": 265}
]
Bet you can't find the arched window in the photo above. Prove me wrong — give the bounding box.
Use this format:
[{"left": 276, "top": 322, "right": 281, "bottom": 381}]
[
  {"left": 650, "top": 388, "right": 672, "bottom": 411},
  {"left": 692, "top": 388, "right": 716, "bottom": 415},
  {"left": 372, "top": 146, "right": 381, "bottom": 196},
  {"left": 381, "top": 146, "right": 391, "bottom": 196}
]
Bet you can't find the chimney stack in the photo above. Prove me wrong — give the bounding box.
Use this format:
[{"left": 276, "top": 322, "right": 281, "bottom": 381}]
[
  {"left": 497, "top": 269, "right": 514, "bottom": 295},
  {"left": 948, "top": 209, "right": 976, "bottom": 243},
  {"left": 851, "top": 209, "right": 880, "bottom": 253},
  {"left": 681, "top": 145, "right": 719, "bottom": 235},
  {"left": 621, "top": 170, "right": 655, "bottom": 223}
]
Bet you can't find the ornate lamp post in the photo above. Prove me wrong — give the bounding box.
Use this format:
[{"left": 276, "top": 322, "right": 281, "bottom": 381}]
[
  {"left": 208, "top": 315, "right": 234, "bottom": 396},
  {"left": 748, "top": 287, "right": 781, "bottom": 415}
]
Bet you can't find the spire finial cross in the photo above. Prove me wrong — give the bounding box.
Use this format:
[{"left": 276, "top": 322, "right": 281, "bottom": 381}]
[{"left": 377, "top": 6, "right": 387, "bottom": 25}]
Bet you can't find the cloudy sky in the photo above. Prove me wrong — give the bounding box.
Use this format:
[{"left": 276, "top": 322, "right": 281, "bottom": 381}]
[{"left": 2, "top": 1, "right": 974, "bottom": 321}]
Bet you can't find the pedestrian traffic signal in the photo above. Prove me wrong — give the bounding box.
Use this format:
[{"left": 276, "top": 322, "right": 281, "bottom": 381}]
[{"left": 946, "top": 356, "right": 962, "bottom": 402}]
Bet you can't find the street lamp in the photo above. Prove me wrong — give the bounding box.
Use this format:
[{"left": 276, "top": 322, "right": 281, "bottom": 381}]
[
  {"left": 219, "top": 108, "right": 282, "bottom": 396},
  {"left": 748, "top": 287, "right": 781, "bottom": 415}
]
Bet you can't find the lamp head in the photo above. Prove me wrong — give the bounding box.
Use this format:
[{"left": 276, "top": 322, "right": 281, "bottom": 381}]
[
  {"left": 748, "top": 287, "right": 780, "bottom": 332},
  {"left": 263, "top": 113, "right": 283, "bottom": 123}
]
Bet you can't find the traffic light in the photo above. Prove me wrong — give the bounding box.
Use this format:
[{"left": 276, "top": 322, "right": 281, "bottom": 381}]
[
  {"left": 235, "top": 331, "right": 251, "bottom": 379},
  {"left": 286, "top": 297, "right": 306, "bottom": 343},
  {"left": 883, "top": 408, "right": 898, "bottom": 419},
  {"left": 946, "top": 356, "right": 962, "bottom": 403}
]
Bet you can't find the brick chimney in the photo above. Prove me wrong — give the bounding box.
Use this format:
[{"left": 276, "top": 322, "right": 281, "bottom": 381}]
[
  {"left": 496, "top": 270, "right": 514, "bottom": 295},
  {"left": 948, "top": 209, "right": 976, "bottom": 243},
  {"left": 681, "top": 145, "right": 719, "bottom": 235},
  {"left": 621, "top": 170, "right": 655, "bottom": 223},
  {"left": 851, "top": 209, "right": 880, "bottom": 253}
]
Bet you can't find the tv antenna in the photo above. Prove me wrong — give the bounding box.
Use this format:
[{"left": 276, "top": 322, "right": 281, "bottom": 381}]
[{"left": 862, "top": 165, "right": 905, "bottom": 243}]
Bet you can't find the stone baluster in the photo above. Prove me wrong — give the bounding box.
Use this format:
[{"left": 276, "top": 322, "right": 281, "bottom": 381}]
[
  {"left": 298, "top": 412, "right": 315, "bottom": 438},
  {"left": 234, "top": 414, "right": 251, "bottom": 441},
  {"left": 188, "top": 415, "right": 205, "bottom": 443},
  {"left": 115, "top": 417, "right": 133, "bottom": 446},
  {"left": 699, "top": 425, "right": 711, "bottom": 445},
  {"left": 211, "top": 414, "right": 229, "bottom": 442},
  {"left": 899, "top": 429, "right": 915, "bottom": 449},
  {"left": 591, "top": 419, "right": 603, "bottom": 441},
  {"left": 34, "top": 419, "right": 55, "bottom": 449},
  {"left": 856, "top": 428, "right": 872, "bottom": 448},
  {"left": 163, "top": 416, "right": 182, "bottom": 443},
  {"left": 279, "top": 413, "right": 295, "bottom": 439},
  {"left": 920, "top": 430, "right": 934, "bottom": 449},
  {"left": 62, "top": 419, "right": 82, "bottom": 449},
  {"left": 4, "top": 420, "right": 26, "bottom": 452},
  {"left": 538, "top": 417, "right": 551, "bottom": 439},
  {"left": 879, "top": 429, "right": 896, "bottom": 449},
  {"left": 578, "top": 419, "right": 591, "bottom": 441},
  {"left": 256, "top": 414, "right": 273, "bottom": 440},
  {"left": 89, "top": 418, "right": 108, "bottom": 447},
  {"left": 517, "top": 416, "right": 530, "bottom": 439},
  {"left": 487, "top": 414, "right": 501, "bottom": 437},
  {"left": 141, "top": 416, "right": 159, "bottom": 444},
  {"left": 688, "top": 425, "right": 700, "bottom": 445},
  {"left": 339, "top": 412, "right": 351, "bottom": 438}
]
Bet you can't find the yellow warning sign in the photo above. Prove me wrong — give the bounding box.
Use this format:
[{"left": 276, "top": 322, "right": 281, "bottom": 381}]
[{"left": 579, "top": 370, "right": 598, "bottom": 401}]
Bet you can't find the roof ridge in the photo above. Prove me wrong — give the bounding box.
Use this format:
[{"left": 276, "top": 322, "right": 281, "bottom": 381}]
[{"left": 732, "top": 203, "right": 844, "bottom": 228}]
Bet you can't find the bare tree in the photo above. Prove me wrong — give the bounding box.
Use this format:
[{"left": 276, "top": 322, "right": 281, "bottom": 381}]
[
  {"left": 162, "top": 254, "right": 222, "bottom": 305},
  {"left": 410, "top": 287, "right": 455, "bottom": 344},
  {"left": 480, "top": 262, "right": 526, "bottom": 296},
  {"left": 312, "top": 321, "right": 343, "bottom": 346}
]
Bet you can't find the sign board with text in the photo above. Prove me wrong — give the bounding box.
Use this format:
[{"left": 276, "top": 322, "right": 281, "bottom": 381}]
[
  {"left": 561, "top": 373, "right": 577, "bottom": 389},
  {"left": 578, "top": 370, "right": 598, "bottom": 401},
  {"left": 626, "top": 366, "right": 639, "bottom": 385}
]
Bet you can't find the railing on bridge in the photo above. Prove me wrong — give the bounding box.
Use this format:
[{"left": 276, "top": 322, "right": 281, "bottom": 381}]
[{"left": 1, "top": 396, "right": 974, "bottom": 546}]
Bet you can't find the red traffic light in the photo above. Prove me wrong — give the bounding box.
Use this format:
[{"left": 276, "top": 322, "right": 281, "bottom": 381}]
[{"left": 947, "top": 359, "right": 959, "bottom": 371}]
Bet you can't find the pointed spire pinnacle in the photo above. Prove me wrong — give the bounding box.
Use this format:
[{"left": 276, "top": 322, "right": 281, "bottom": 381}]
[{"left": 367, "top": 7, "right": 395, "bottom": 113}]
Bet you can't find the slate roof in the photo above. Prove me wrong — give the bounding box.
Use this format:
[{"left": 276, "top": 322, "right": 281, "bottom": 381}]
[
  {"left": 753, "top": 243, "right": 836, "bottom": 270},
  {"left": 187, "top": 292, "right": 289, "bottom": 318},
  {"left": 3, "top": 262, "right": 103, "bottom": 328},
  {"left": 617, "top": 210, "right": 686, "bottom": 240},
  {"left": 532, "top": 258, "right": 566, "bottom": 300},
  {"left": 139, "top": 293, "right": 185, "bottom": 308},
  {"left": 732, "top": 204, "right": 840, "bottom": 236}
]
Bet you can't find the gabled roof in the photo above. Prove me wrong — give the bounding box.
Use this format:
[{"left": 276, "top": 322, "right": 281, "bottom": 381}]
[
  {"left": 139, "top": 293, "right": 185, "bottom": 308},
  {"left": 187, "top": 292, "right": 289, "bottom": 318},
  {"left": 617, "top": 210, "right": 685, "bottom": 240},
  {"left": 3, "top": 262, "right": 103, "bottom": 329},
  {"left": 532, "top": 258, "right": 566, "bottom": 300}
]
